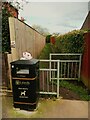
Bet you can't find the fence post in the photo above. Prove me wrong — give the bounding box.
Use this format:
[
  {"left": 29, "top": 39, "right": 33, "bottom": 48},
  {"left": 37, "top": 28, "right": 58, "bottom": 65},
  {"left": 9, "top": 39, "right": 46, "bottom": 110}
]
[
  {"left": 57, "top": 60, "right": 60, "bottom": 98},
  {"left": 78, "top": 54, "right": 82, "bottom": 79},
  {"left": 49, "top": 54, "right": 51, "bottom": 81}
]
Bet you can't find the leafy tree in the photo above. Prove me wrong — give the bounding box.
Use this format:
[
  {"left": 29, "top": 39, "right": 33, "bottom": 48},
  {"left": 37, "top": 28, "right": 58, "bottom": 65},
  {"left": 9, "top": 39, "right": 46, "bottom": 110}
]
[
  {"left": 32, "top": 24, "right": 50, "bottom": 36},
  {"left": 5, "top": 0, "right": 29, "bottom": 10}
]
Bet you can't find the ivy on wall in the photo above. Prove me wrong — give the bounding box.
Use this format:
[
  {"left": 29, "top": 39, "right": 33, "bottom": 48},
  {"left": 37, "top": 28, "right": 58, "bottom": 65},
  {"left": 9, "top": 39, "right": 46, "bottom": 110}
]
[{"left": 2, "top": 5, "right": 12, "bottom": 53}]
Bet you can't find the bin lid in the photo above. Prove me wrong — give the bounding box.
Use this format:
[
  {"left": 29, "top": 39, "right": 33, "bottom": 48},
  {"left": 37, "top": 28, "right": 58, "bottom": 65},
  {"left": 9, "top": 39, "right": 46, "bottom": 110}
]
[{"left": 10, "top": 58, "right": 39, "bottom": 65}]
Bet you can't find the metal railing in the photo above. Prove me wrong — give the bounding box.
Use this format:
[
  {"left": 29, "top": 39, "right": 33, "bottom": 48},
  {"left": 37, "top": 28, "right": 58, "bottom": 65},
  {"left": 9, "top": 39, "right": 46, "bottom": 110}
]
[
  {"left": 50, "top": 53, "right": 82, "bottom": 80},
  {"left": 39, "top": 59, "right": 60, "bottom": 98},
  {"left": 39, "top": 53, "right": 82, "bottom": 98}
]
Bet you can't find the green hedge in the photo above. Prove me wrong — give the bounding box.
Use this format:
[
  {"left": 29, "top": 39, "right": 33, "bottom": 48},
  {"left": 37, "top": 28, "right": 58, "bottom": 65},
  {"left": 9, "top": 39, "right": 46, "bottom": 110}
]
[
  {"left": 39, "top": 30, "right": 87, "bottom": 60},
  {"left": 55, "top": 30, "right": 85, "bottom": 53}
]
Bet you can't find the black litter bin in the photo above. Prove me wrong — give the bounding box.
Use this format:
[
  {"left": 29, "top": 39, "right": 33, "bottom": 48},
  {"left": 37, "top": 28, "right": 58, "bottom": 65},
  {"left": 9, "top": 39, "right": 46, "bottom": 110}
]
[{"left": 10, "top": 58, "right": 39, "bottom": 111}]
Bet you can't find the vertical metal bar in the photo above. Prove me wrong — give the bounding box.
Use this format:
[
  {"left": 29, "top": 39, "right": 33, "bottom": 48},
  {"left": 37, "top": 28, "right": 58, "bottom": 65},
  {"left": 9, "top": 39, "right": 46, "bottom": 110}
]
[
  {"left": 52, "top": 71, "right": 54, "bottom": 92},
  {"left": 57, "top": 60, "right": 60, "bottom": 98},
  {"left": 52, "top": 62, "right": 56, "bottom": 93},
  {"left": 50, "top": 54, "right": 51, "bottom": 81},
  {"left": 78, "top": 55, "right": 82, "bottom": 79}
]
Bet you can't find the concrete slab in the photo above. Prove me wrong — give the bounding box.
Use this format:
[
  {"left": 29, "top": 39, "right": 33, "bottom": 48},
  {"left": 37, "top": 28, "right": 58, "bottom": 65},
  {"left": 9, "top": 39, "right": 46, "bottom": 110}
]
[
  {"left": 41, "top": 99, "right": 88, "bottom": 118},
  {"left": 1, "top": 96, "right": 89, "bottom": 119}
]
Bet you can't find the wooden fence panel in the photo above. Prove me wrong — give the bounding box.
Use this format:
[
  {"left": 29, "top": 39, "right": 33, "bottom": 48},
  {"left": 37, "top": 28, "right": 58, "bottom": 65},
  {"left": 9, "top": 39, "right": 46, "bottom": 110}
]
[
  {"left": 7, "top": 17, "right": 45, "bottom": 89},
  {"left": 8, "top": 17, "right": 45, "bottom": 61}
]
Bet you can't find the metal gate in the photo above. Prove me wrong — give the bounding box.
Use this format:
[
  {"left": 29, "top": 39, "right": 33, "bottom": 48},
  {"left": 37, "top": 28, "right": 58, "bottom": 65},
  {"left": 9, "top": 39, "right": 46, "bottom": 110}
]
[
  {"left": 39, "top": 53, "right": 82, "bottom": 98},
  {"left": 39, "top": 59, "right": 60, "bottom": 98}
]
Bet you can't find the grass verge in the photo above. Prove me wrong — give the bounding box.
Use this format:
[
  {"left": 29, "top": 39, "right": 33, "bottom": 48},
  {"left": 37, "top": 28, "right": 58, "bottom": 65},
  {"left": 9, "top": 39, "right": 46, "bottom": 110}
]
[{"left": 59, "top": 80, "right": 90, "bottom": 101}]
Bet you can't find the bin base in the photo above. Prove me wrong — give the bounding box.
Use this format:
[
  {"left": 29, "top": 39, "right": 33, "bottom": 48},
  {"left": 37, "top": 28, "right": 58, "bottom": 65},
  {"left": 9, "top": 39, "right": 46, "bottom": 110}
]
[{"left": 13, "top": 103, "right": 37, "bottom": 111}]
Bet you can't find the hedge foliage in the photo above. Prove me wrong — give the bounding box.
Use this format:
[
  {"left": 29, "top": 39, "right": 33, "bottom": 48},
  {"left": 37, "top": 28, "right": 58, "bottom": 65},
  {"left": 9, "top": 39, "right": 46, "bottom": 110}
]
[
  {"left": 39, "top": 30, "right": 87, "bottom": 60},
  {"left": 54, "top": 30, "right": 86, "bottom": 53}
]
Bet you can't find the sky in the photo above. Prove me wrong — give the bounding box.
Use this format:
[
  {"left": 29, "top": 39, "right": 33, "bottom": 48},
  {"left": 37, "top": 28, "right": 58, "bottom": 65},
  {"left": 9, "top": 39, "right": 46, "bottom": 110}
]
[{"left": 17, "top": 0, "right": 89, "bottom": 34}]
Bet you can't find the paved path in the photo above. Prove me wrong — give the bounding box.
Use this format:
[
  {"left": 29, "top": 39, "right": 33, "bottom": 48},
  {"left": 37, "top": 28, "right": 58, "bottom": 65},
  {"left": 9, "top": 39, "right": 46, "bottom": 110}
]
[{"left": 1, "top": 96, "right": 89, "bottom": 119}]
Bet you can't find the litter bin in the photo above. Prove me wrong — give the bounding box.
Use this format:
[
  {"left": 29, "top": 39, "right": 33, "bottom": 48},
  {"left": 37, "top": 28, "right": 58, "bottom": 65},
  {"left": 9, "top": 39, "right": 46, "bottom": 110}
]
[{"left": 10, "top": 58, "right": 39, "bottom": 111}]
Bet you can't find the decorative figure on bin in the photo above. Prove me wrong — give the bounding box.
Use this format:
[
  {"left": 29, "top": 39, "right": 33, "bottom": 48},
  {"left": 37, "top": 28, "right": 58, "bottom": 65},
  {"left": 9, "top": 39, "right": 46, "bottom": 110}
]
[{"left": 20, "top": 52, "right": 32, "bottom": 60}]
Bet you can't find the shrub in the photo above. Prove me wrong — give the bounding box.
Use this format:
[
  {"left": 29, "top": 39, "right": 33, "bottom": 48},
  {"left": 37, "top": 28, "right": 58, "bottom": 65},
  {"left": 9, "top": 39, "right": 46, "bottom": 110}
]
[{"left": 55, "top": 30, "right": 85, "bottom": 53}]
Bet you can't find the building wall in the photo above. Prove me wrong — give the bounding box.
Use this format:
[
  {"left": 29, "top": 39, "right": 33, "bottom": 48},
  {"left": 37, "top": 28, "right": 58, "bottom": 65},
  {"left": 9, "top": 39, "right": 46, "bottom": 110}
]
[
  {"left": 81, "top": 32, "right": 90, "bottom": 89},
  {"left": 81, "top": 11, "right": 90, "bottom": 89}
]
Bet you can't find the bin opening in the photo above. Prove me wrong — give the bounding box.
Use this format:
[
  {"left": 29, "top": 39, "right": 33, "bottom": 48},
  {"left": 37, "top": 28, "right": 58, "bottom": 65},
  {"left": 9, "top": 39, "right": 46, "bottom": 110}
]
[{"left": 17, "top": 69, "right": 29, "bottom": 75}]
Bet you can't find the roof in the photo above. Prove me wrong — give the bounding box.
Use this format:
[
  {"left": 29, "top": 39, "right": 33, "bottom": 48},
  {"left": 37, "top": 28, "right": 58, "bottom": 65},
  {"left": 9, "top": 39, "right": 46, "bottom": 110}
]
[{"left": 81, "top": 11, "right": 90, "bottom": 30}]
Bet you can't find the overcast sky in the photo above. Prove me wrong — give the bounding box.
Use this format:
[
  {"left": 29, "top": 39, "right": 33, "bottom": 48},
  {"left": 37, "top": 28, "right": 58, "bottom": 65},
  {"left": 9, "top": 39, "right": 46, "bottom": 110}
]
[{"left": 18, "top": 1, "right": 89, "bottom": 34}]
